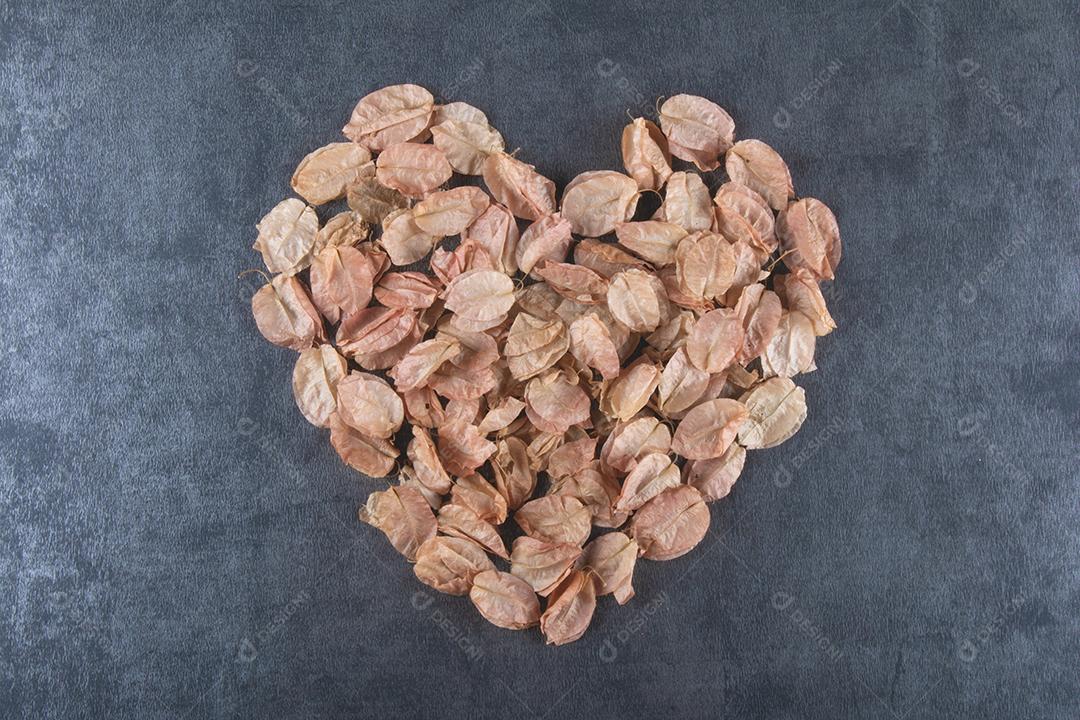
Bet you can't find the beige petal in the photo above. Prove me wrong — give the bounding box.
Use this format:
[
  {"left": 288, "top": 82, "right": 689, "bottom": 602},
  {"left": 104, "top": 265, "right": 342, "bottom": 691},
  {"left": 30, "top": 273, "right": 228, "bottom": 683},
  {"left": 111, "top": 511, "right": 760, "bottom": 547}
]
[
  {"left": 535, "top": 262, "right": 608, "bottom": 305},
  {"left": 406, "top": 425, "right": 453, "bottom": 495},
  {"left": 357, "top": 485, "right": 437, "bottom": 561},
  {"left": 379, "top": 209, "right": 438, "bottom": 265},
  {"left": 761, "top": 310, "right": 816, "bottom": 378},
  {"left": 671, "top": 398, "right": 748, "bottom": 460},
  {"left": 615, "top": 220, "right": 687, "bottom": 267},
  {"left": 492, "top": 436, "right": 537, "bottom": 510},
  {"left": 685, "top": 442, "right": 745, "bottom": 502},
  {"left": 374, "top": 271, "right": 439, "bottom": 309},
  {"left": 437, "top": 419, "right": 496, "bottom": 476},
  {"left": 477, "top": 397, "right": 526, "bottom": 435},
  {"left": 438, "top": 503, "right": 509, "bottom": 559},
  {"left": 615, "top": 452, "right": 681, "bottom": 513},
  {"left": 451, "top": 474, "right": 508, "bottom": 525},
  {"left": 336, "top": 306, "right": 416, "bottom": 358},
  {"left": 657, "top": 347, "right": 710, "bottom": 416},
  {"left": 444, "top": 268, "right": 515, "bottom": 321},
  {"left": 725, "top": 139, "right": 794, "bottom": 211},
  {"left": 510, "top": 536, "right": 582, "bottom": 596},
  {"left": 630, "top": 485, "right": 710, "bottom": 561},
  {"left": 600, "top": 359, "right": 662, "bottom": 422},
  {"left": 560, "top": 170, "right": 640, "bottom": 237},
  {"left": 540, "top": 571, "right": 597, "bottom": 646},
  {"left": 606, "top": 268, "right": 670, "bottom": 333},
  {"left": 346, "top": 164, "right": 408, "bottom": 224},
  {"left": 686, "top": 308, "right": 742, "bottom": 373},
  {"left": 660, "top": 172, "right": 713, "bottom": 232},
  {"left": 462, "top": 203, "right": 520, "bottom": 274},
  {"left": 621, "top": 117, "right": 672, "bottom": 190},
  {"left": 414, "top": 536, "right": 495, "bottom": 596},
  {"left": 375, "top": 142, "right": 452, "bottom": 197},
  {"left": 714, "top": 181, "right": 776, "bottom": 253},
  {"left": 315, "top": 210, "right": 370, "bottom": 249},
  {"left": 291, "top": 142, "right": 372, "bottom": 205},
  {"left": 309, "top": 245, "right": 374, "bottom": 324},
  {"left": 342, "top": 84, "right": 434, "bottom": 151},
  {"left": 600, "top": 416, "right": 672, "bottom": 474},
  {"left": 328, "top": 412, "right": 398, "bottom": 477},
  {"left": 431, "top": 119, "right": 505, "bottom": 175},
  {"left": 412, "top": 186, "right": 491, "bottom": 236},
  {"left": 337, "top": 372, "right": 404, "bottom": 439},
  {"left": 525, "top": 372, "right": 591, "bottom": 434},
  {"left": 517, "top": 213, "right": 573, "bottom": 276},
  {"left": 504, "top": 313, "right": 569, "bottom": 380},
  {"left": 777, "top": 197, "right": 842, "bottom": 281},
  {"left": 737, "top": 376, "right": 807, "bottom": 449},
  {"left": 773, "top": 269, "right": 836, "bottom": 336},
  {"left": 659, "top": 94, "right": 735, "bottom": 169},
  {"left": 482, "top": 152, "right": 556, "bottom": 221},
  {"left": 292, "top": 345, "right": 348, "bottom": 428},
  {"left": 675, "top": 232, "right": 736, "bottom": 301},
  {"left": 573, "top": 239, "right": 647, "bottom": 278},
  {"left": 469, "top": 570, "right": 540, "bottom": 630},
  {"left": 568, "top": 313, "right": 621, "bottom": 381},
  {"left": 253, "top": 198, "right": 318, "bottom": 276},
  {"left": 579, "top": 532, "right": 638, "bottom": 603},
  {"left": 251, "top": 275, "right": 325, "bottom": 351},
  {"left": 735, "top": 285, "right": 783, "bottom": 364},
  {"left": 515, "top": 495, "right": 591, "bottom": 546}
]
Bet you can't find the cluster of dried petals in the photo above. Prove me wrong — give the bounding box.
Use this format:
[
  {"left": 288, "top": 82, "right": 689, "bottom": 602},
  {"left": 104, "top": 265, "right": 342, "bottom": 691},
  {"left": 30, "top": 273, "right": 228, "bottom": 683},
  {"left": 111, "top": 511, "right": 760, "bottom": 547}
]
[{"left": 248, "top": 85, "right": 843, "bottom": 646}]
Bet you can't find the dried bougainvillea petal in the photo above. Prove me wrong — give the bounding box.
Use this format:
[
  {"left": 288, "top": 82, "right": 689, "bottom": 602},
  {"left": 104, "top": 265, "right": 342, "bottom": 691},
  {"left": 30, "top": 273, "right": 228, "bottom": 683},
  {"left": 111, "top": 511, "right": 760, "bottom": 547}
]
[
  {"left": 621, "top": 117, "right": 672, "bottom": 190},
  {"left": 659, "top": 94, "right": 735, "bottom": 170},
  {"left": 358, "top": 485, "right": 437, "bottom": 561},
  {"left": 328, "top": 412, "right": 397, "bottom": 477},
  {"left": 540, "top": 570, "right": 597, "bottom": 646},
  {"left": 492, "top": 436, "right": 537, "bottom": 510},
  {"left": 725, "top": 139, "right": 794, "bottom": 211},
  {"left": 406, "top": 425, "right": 453, "bottom": 495},
  {"left": 469, "top": 570, "right": 540, "bottom": 630},
  {"left": 337, "top": 371, "right": 405, "bottom": 439},
  {"left": 601, "top": 359, "right": 662, "bottom": 422},
  {"left": 309, "top": 245, "right": 375, "bottom": 325},
  {"left": 414, "top": 536, "right": 495, "bottom": 596},
  {"left": 437, "top": 419, "right": 497, "bottom": 477},
  {"left": 675, "top": 232, "right": 736, "bottom": 301},
  {"left": 515, "top": 495, "right": 591, "bottom": 546},
  {"left": 336, "top": 306, "right": 416, "bottom": 358},
  {"left": 737, "top": 376, "right": 807, "bottom": 449},
  {"left": 482, "top": 152, "right": 557, "bottom": 221},
  {"left": 389, "top": 337, "right": 459, "bottom": 392},
  {"left": 444, "top": 268, "right": 516, "bottom": 322},
  {"left": 254, "top": 198, "right": 319, "bottom": 276},
  {"left": 433, "top": 101, "right": 489, "bottom": 126},
  {"left": 714, "top": 181, "right": 776, "bottom": 253},
  {"left": 525, "top": 372, "right": 591, "bottom": 434},
  {"left": 615, "top": 452, "right": 681, "bottom": 513},
  {"left": 773, "top": 269, "right": 836, "bottom": 336},
  {"left": 291, "top": 142, "right": 372, "bottom": 205},
  {"left": 431, "top": 119, "right": 505, "bottom": 175},
  {"left": 462, "top": 203, "right": 520, "bottom": 275},
  {"left": 343, "top": 84, "right": 434, "bottom": 151},
  {"left": 777, "top": 197, "right": 842, "bottom": 281},
  {"left": 615, "top": 221, "right": 687, "bottom": 267},
  {"left": 292, "top": 345, "right": 348, "bottom": 428},
  {"left": 568, "top": 313, "right": 621, "bottom": 381},
  {"left": 535, "top": 262, "right": 608, "bottom": 305},
  {"left": 600, "top": 415, "right": 672, "bottom": 474},
  {"left": 510, "top": 536, "right": 582, "bottom": 596},
  {"left": 251, "top": 275, "right": 325, "bottom": 351},
  {"left": 438, "top": 503, "right": 509, "bottom": 559},
  {"left": 579, "top": 532, "right": 638, "bottom": 604},
  {"left": 573, "top": 239, "right": 647, "bottom": 279},
  {"left": 606, "top": 268, "right": 670, "bottom": 333},
  {"left": 316, "top": 210, "right": 370, "bottom": 249},
  {"left": 346, "top": 164, "right": 409, "bottom": 224},
  {"left": 379, "top": 208, "right": 437, "bottom": 265},
  {"left": 659, "top": 171, "right": 713, "bottom": 232},
  {"left": 735, "top": 284, "right": 783, "bottom": 364},
  {"left": 452, "top": 473, "right": 509, "bottom": 525},
  {"left": 630, "top": 485, "right": 710, "bottom": 561},
  {"left": 374, "top": 271, "right": 439, "bottom": 309},
  {"left": 657, "top": 347, "right": 710, "bottom": 417},
  {"left": 412, "top": 186, "right": 490, "bottom": 236},
  {"left": 505, "top": 312, "right": 569, "bottom": 380},
  {"left": 685, "top": 442, "right": 745, "bottom": 502},
  {"left": 375, "top": 142, "right": 453, "bottom": 197},
  {"left": 671, "top": 398, "right": 748, "bottom": 460},
  {"left": 560, "top": 170, "right": 639, "bottom": 237},
  {"left": 686, "top": 308, "right": 743, "bottom": 373},
  {"left": 517, "top": 213, "right": 573, "bottom": 277},
  {"left": 761, "top": 310, "right": 817, "bottom": 378}
]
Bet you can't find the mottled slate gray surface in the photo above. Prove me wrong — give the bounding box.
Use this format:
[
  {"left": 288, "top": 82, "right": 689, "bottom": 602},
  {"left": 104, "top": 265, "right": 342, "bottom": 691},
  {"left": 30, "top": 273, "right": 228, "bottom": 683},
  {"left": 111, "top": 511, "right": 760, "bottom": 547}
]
[{"left": 1, "top": 0, "right": 1077, "bottom": 718}]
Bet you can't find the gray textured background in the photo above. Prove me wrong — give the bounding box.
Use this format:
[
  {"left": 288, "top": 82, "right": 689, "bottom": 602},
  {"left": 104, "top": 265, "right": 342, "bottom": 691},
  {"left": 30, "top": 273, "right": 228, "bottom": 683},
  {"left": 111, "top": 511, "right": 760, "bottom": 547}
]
[{"left": 2, "top": 0, "right": 1078, "bottom": 718}]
